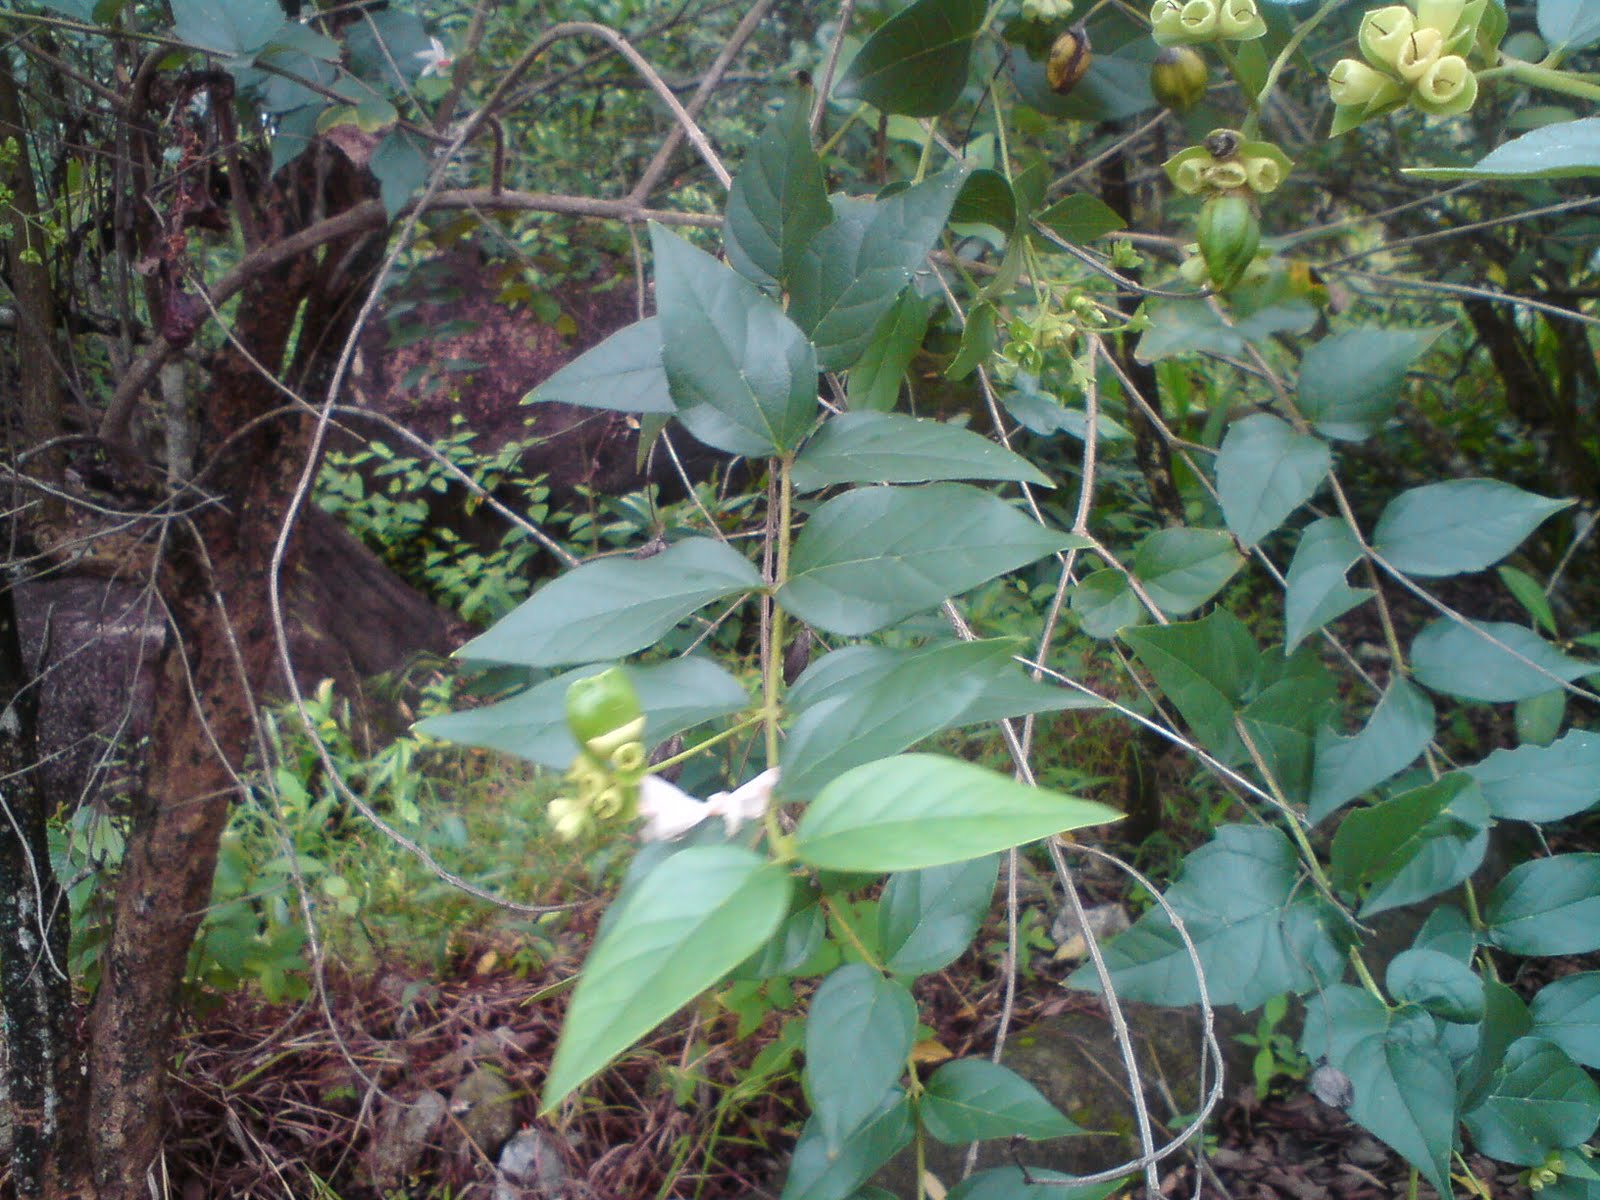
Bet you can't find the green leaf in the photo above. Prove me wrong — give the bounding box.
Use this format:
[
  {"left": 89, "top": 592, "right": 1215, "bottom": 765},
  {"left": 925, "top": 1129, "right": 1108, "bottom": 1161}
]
[
  {"left": 1303, "top": 992, "right": 1456, "bottom": 1195},
  {"left": 1070, "top": 568, "right": 1145, "bottom": 639},
  {"left": 1330, "top": 774, "right": 1488, "bottom": 916},
  {"left": 1517, "top": 689, "right": 1567, "bottom": 746},
  {"left": 171, "top": 0, "right": 286, "bottom": 55},
  {"left": 794, "top": 754, "right": 1121, "bottom": 873},
  {"left": 459, "top": 538, "right": 761, "bottom": 667},
  {"left": 878, "top": 855, "right": 998, "bottom": 976},
  {"left": 651, "top": 223, "right": 818, "bottom": 456},
  {"left": 806, "top": 965, "right": 917, "bottom": 1149},
  {"left": 1284, "top": 518, "right": 1374, "bottom": 651},
  {"left": 1133, "top": 528, "right": 1245, "bottom": 616},
  {"left": 790, "top": 172, "right": 969, "bottom": 370},
  {"left": 723, "top": 95, "right": 833, "bottom": 288},
  {"left": 1532, "top": 974, "right": 1600, "bottom": 1068},
  {"left": 1388, "top": 949, "right": 1485, "bottom": 1023},
  {"left": 1467, "top": 730, "right": 1600, "bottom": 822},
  {"left": 1485, "top": 854, "right": 1600, "bottom": 956},
  {"left": 834, "top": 0, "right": 986, "bottom": 116},
  {"left": 1364, "top": 786, "right": 1490, "bottom": 919},
  {"left": 416, "top": 657, "right": 748, "bottom": 768},
  {"left": 1372, "top": 480, "right": 1571, "bottom": 577},
  {"left": 945, "top": 301, "right": 998, "bottom": 381},
  {"left": 345, "top": 9, "right": 432, "bottom": 88},
  {"left": 739, "top": 903, "right": 828, "bottom": 979},
  {"left": 1237, "top": 667, "right": 1338, "bottom": 806},
  {"left": 1010, "top": 40, "right": 1157, "bottom": 122},
  {"left": 791, "top": 412, "right": 1049, "bottom": 493},
  {"left": 1033, "top": 193, "right": 1127, "bottom": 243},
  {"left": 1414, "top": 904, "right": 1478, "bottom": 964},
  {"left": 848, "top": 290, "right": 935, "bottom": 412},
  {"left": 1215, "top": 414, "right": 1330, "bottom": 546},
  {"left": 777, "top": 483, "right": 1079, "bottom": 636},
  {"left": 1070, "top": 825, "right": 1347, "bottom": 1010},
  {"left": 1459, "top": 982, "right": 1536, "bottom": 1111},
  {"left": 1296, "top": 327, "right": 1442, "bottom": 440},
  {"left": 920, "top": 1058, "right": 1082, "bottom": 1143},
  {"left": 524, "top": 317, "right": 674, "bottom": 414},
  {"left": 1499, "top": 565, "right": 1559, "bottom": 636},
  {"left": 782, "top": 640, "right": 1019, "bottom": 798},
  {"left": 1309, "top": 677, "right": 1435, "bottom": 824},
  {"left": 1408, "top": 118, "right": 1600, "bottom": 180},
  {"left": 1411, "top": 619, "right": 1597, "bottom": 703},
  {"left": 1122, "top": 609, "right": 1260, "bottom": 761},
  {"left": 781, "top": 1092, "right": 913, "bottom": 1200},
  {"left": 1462, "top": 1038, "right": 1600, "bottom": 1166},
  {"left": 541, "top": 846, "right": 791, "bottom": 1109},
  {"left": 1136, "top": 297, "right": 1319, "bottom": 363},
  {"left": 951, "top": 170, "right": 1017, "bottom": 233},
  {"left": 370, "top": 131, "right": 429, "bottom": 220},
  {"left": 948, "top": 1169, "right": 1127, "bottom": 1200}
]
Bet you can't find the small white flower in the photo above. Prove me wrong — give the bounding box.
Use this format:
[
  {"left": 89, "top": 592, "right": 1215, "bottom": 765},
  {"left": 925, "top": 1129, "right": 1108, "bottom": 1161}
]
[
  {"left": 635, "top": 768, "right": 780, "bottom": 842},
  {"left": 415, "top": 37, "right": 454, "bottom": 79}
]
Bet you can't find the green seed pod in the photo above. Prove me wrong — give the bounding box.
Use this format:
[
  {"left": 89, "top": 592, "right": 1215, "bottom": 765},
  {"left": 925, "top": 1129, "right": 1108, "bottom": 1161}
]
[
  {"left": 1046, "top": 24, "right": 1092, "bottom": 95},
  {"left": 609, "top": 740, "right": 647, "bottom": 774},
  {"left": 565, "top": 667, "right": 642, "bottom": 747},
  {"left": 1195, "top": 193, "right": 1260, "bottom": 292},
  {"left": 1150, "top": 47, "right": 1209, "bottom": 112}
]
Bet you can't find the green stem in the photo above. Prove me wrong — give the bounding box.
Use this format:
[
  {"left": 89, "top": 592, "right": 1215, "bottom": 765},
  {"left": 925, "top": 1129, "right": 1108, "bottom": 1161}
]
[
  {"left": 1483, "top": 58, "right": 1600, "bottom": 102},
  {"left": 1250, "top": 0, "right": 1347, "bottom": 133},
  {"left": 1349, "top": 945, "right": 1386, "bottom": 1005},
  {"left": 760, "top": 457, "right": 794, "bottom": 849},
  {"left": 1213, "top": 42, "right": 1262, "bottom": 135},
  {"left": 646, "top": 712, "right": 767, "bottom": 774},
  {"left": 817, "top": 101, "right": 869, "bottom": 157},
  {"left": 912, "top": 119, "right": 938, "bottom": 184},
  {"left": 823, "top": 896, "right": 886, "bottom": 971}
]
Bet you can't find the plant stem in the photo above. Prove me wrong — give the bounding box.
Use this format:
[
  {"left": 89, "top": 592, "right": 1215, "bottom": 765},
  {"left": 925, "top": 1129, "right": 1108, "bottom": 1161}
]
[
  {"left": 1349, "top": 945, "right": 1385, "bottom": 1004},
  {"left": 1213, "top": 42, "right": 1262, "bottom": 134},
  {"left": 1482, "top": 58, "right": 1600, "bottom": 103},
  {"left": 1248, "top": 0, "right": 1348, "bottom": 137},
  {"left": 647, "top": 712, "right": 768, "bottom": 773},
  {"left": 763, "top": 456, "right": 794, "bottom": 774}
]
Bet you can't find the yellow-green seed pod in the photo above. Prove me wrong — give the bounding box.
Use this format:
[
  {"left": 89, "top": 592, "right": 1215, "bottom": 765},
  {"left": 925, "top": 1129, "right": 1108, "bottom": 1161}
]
[
  {"left": 1150, "top": 47, "right": 1209, "bottom": 111},
  {"left": 1046, "top": 24, "right": 1093, "bottom": 94},
  {"left": 1196, "top": 193, "right": 1260, "bottom": 292},
  {"left": 1394, "top": 26, "right": 1445, "bottom": 82},
  {"left": 1413, "top": 54, "right": 1478, "bottom": 115},
  {"left": 1328, "top": 58, "right": 1401, "bottom": 108},
  {"left": 1201, "top": 160, "right": 1249, "bottom": 190},
  {"left": 1217, "top": 0, "right": 1266, "bottom": 40},
  {"left": 1359, "top": 5, "right": 1416, "bottom": 71},
  {"left": 584, "top": 715, "right": 647, "bottom": 759},
  {"left": 565, "top": 667, "right": 642, "bottom": 746},
  {"left": 609, "top": 740, "right": 646, "bottom": 774}
]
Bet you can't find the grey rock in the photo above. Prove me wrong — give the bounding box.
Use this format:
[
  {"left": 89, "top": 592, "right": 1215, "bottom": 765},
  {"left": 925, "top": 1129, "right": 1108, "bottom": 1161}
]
[
  {"left": 449, "top": 1066, "right": 517, "bottom": 1158},
  {"left": 494, "top": 1128, "right": 566, "bottom": 1199},
  {"left": 367, "top": 1089, "right": 447, "bottom": 1192}
]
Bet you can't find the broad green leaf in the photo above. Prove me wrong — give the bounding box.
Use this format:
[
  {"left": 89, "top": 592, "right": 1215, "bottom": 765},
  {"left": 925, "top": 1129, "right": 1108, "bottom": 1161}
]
[
  {"left": 1133, "top": 528, "right": 1245, "bottom": 616},
  {"left": 1296, "top": 327, "right": 1442, "bottom": 440},
  {"left": 834, "top": 0, "right": 986, "bottom": 116},
  {"left": 1388, "top": 949, "right": 1485, "bottom": 1023},
  {"left": 1330, "top": 774, "right": 1487, "bottom": 916},
  {"left": 1304, "top": 994, "right": 1456, "bottom": 1195},
  {"left": 791, "top": 411, "right": 1049, "bottom": 493},
  {"left": 1309, "top": 677, "right": 1435, "bottom": 824},
  {"left": 1011, "top": 39, "right": 1157, "bottom": 122},
  {"left": 848, "top": 290, "right": 935, "bottom": 412},
  {"left": 951, "top": 170, "right": 1017, "bottom": 233},
  {"left": 171, "top": 0, "right": 286, "bottom": 55},
  {"left": 1468, "top": 730, "right": 1600, "bottom": 822},
  {"left": 781, "top": 640, "right": 1017, "bottom": 798},
  {"left": 790, "top": 172, "right": 969, "bottom": 370},
  {"left": 777, "top": 483, "right": 1079, "bottom": 636},
  {"left": 1362, "top": 785, "right": 1490, "bottom": 918},
  {"left": 878, "top": 855, "right": 999, "bottom": 976},
  {"left": 1372, "top": 479, "right": 1571, "bottom": 577},
  {"left": 460, "top": 538, "right": 761, "bottom": 667},
  {"left": 1463, "top": 1038, "right": 1600, "bottom": 1166},
  {"left": 1485, "top": 854, "right": 1600, "bottom": 956},
  {"left": 524, "top": 317, "right": 674, "bottom": 414},
  {"left": 1458, "top": 982, "right": 1536, "bottom": 1110},
  {"left": 795, "top": 754, "right": 1121, "bottom": 872},
  {"left": 723, "top": 95, "right": 833, "bottom": 288},
  {"left": 370, "top": 131, "right": 429, "bottom": 220},
  {"left": 1284, "top": 518, "right": 1374, "bottom": 651},
  {"left": 1135, "top": 296, "right": 1318, "bottom": 363},
  {"left": 541, "top": 846, "right": 791, "bottom": 1109},
  {"left": 345, "top": 9, "right": 432, "bottom": 88},
  {"left": 1033, "top": 193, "right": 1127, "bottom": 243},
  {"left": 806, "top": 965, "right": 917, "bottom": 1149},
  {"left": 739, "top": 903, "right": 827, "bottom": 979},
  {"left": 1499, "top": 564, "right": 1559, "bottom": 636},
  {"left": 1215, "top": 414, "right": 1331, "bottom": 546},
  {"left": 651, "top": 223, "right": 817, "bottom": 456},
  {"left": 1070, "top": 825, "right": 1347, "bottom": 1010},
  {"left": 945, "top": 301, "right": 998, "bottom": 381},
  {"left": 948, "top": 1169, "right": 1127, "bottom": 1200},
  {"left": 1237, "top": 667, "right": 1338, "bottom": 805},
  {"left": 1411, "top": 619, "right": 1597, "bottom": 702},
  {"left": 1408, "top": 118, "right": 1600, "bottom": 180},
  {"left": 1517, "top": 689, "right": 1568, "bottom": 747},
  {"left": 1071, "top": 568, "right": 1145, "bottom": 639},
  {"left": 781, "top": 1092, "right": 913, "bottom": 1200},
  {"left": 1532, "top": 974, "right": 1600, "bottom": 1068},
  {"left": 920, "top": 1058, "right": 1082, "bottom": 1143},
  {"left": 1414, "top": 904, "right": 1478, "bottom": 963},
  {"left": 1122, "top": 609, "right": 1260, "bottom": 761},
  {"left": 416, "top": 658, "right": 748, "bottom": 768}
]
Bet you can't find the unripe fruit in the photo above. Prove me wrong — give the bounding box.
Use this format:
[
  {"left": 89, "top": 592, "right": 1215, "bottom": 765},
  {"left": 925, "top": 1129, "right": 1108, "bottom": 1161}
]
[
  {"left": 565, "top": 667, "right": 642, "bottom": 747},
  {"left": 1196, "top": 193, "right": 1260, "bottom": 292},
  {"left": 1151, "top": 47, "right": 1209, "bottom": 111},
  {"left": 1046, "top": 25, "right": 1093, "bottom": 95}
]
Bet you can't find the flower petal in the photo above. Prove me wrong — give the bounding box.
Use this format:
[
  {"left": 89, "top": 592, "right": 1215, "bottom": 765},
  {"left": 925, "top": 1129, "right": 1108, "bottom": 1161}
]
[{"left": 636, "top": 775, "right": 712, "bottom": 841}]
